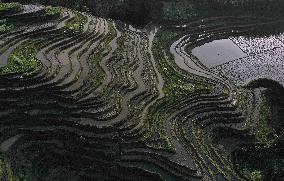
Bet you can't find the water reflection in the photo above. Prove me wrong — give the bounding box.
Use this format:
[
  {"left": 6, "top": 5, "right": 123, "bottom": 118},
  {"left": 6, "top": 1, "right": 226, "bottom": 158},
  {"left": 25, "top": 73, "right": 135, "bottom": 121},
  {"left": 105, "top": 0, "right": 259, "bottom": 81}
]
[{"left": 192, "top": 39, "right": 247, "bottom": 68}]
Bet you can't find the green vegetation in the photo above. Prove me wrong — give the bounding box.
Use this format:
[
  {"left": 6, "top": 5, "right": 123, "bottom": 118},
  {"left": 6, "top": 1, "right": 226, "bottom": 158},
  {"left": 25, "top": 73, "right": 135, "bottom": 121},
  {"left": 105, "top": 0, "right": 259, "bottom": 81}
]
[
  {"left": 0, "top": 153, "right": 15, "bottom": 181},
  {"left": 251, "top": 170, "right": 263, "bottom": 181},
  {"left": 65, "top": 11, "right": 87, "bottom": 32},
  {"left": 44, "top": 6, "right": 61, "bottom": 17},
  {"left": 235, "top": 88, "right": 255, "bottom": 129},
  {"left": 0, "top": 19, "right": 14, "bottom": 33},
  {"left": 255, "top": 98, "right": 273, "bottom": 146},
  {"left": 0, "top": 153, "right": 34, "bottom": 181},
  {"left": 0, "top": 1, "right": 283, "bottom": 180},
  {"left": 0, "top": 42, "right": 41, "bottom": 76},
  {"left": 0, "top": 3, "right": 23, "bottom": 16},
  {"left": 233, "top": 87, "right": 284, "bottom": 181},
  {"left": 87, "top": 21, "right": 116, "bottom": 93},
  {"left": 153, "top": 29, "right": 211, "bottom": 96},
  {"left": 143, "top": 28, "right": 212, "bottom": 150},
  {"left": 192, "top": 123, "right": 240, "bottom": 180},
  {"left": 233, "top": 143, "right": 284, "bottom": 181},
  {"left": 89, "top": 50, "right": 105, "bottom": 88}
]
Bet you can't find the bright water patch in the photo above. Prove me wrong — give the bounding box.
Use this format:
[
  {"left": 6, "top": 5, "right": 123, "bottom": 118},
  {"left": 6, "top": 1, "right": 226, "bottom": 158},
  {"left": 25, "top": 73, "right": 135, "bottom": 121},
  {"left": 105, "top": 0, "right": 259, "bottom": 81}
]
[
  {"left": 231, "top": 35, "right": 284, "bottom": 55},
  {"left": 212, "top": 48, "right": 284, "bottom": 87},
  {"left": 192, "top": 39, "right": 247, "bottom": 68}
]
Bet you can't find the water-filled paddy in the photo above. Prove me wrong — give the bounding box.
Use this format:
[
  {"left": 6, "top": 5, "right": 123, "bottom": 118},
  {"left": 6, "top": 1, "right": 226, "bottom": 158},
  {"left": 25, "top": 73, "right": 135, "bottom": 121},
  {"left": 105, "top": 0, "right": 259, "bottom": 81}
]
[
  {"left": 1, "top": 2, "right": 284, "bottom": 180},
  {"left": 192, "top": 39, "right": 247, "bottom": 68}
]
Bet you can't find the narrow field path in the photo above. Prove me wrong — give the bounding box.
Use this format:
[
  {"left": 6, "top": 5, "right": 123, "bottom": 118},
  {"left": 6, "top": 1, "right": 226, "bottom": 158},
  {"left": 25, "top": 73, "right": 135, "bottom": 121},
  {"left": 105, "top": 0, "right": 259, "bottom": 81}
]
[{"left": 141, "top": 27, "right": 165, "bottom": 122}]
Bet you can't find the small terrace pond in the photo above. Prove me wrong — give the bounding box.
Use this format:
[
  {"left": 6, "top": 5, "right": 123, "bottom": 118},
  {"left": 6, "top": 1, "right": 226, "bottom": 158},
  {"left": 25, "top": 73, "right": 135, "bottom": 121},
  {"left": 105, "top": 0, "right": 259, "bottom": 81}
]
[{"left": 191, "top": 39, "right": 247, "bottom": 68}]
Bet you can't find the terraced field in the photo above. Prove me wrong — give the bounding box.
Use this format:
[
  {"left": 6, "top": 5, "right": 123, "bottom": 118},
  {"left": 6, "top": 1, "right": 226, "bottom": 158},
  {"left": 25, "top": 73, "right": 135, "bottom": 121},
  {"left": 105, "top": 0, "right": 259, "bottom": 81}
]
[{"left": 0, "top": 3, "right": 283, "bottom": 181}]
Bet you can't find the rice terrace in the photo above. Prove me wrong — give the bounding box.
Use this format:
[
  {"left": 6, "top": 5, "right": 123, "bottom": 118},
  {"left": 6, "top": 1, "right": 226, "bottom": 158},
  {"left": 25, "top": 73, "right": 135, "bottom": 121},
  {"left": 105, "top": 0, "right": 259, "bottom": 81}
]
[{"left": 0, "top": 0, "right": 283, "bottom": 180}]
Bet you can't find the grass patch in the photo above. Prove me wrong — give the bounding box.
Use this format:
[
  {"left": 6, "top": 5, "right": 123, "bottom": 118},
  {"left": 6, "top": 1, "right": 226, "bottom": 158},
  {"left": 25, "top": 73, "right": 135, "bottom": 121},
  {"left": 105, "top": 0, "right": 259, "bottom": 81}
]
[
  {"left": 0, "top": 41, "right": 41, "bottom": 76},
  {"left": 65, "top": 11, "right": 87, "bottom": 32},
  {"left": 44, "top": 6, "right": 61, "bottom": 17},
  {"left": 0, "top": 3, "right": 23, "bottom": 16},
  {"left": 0, "top": 19, "right": 14, "bottom": 33},
  {"left": 255, "top": 96, "right": 274, "bottom": 147}
]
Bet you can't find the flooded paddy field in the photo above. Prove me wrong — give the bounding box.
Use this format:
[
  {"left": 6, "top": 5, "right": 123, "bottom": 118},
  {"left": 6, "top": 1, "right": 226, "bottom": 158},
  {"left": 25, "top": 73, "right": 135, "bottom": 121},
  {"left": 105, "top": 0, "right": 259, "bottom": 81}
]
[
  {"left": 191, "top": 39, "right": 247, "bottom": 68},
  {"left": 209, "top": 34, "right": 284, "bottom": 86},
  {"left": 212, "top": 47, "right": 284, "bottom": 86},
  {"left": 0, "top": 2, "right": 283, "bottom": 181}
]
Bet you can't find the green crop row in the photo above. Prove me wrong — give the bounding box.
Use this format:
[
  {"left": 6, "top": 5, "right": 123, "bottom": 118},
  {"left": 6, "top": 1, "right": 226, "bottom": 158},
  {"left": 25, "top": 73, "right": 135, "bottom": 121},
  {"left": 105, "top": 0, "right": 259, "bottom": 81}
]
[
  {"left": 142, "top": 28, "right": 212, "bottom": 150},
  {"left": 65, "top": 11, "right": 87, "bottom": 32},
  {"left": 0, "top": 41, "right": 41, "bottom": 76}
]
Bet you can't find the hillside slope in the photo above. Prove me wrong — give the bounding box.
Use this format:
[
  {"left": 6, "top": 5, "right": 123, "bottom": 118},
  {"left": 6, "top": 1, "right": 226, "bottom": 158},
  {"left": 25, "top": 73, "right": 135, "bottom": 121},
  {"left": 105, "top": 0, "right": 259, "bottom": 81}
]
[{"left": 0, "top": 2, "right": 283, "bottom": 181}]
